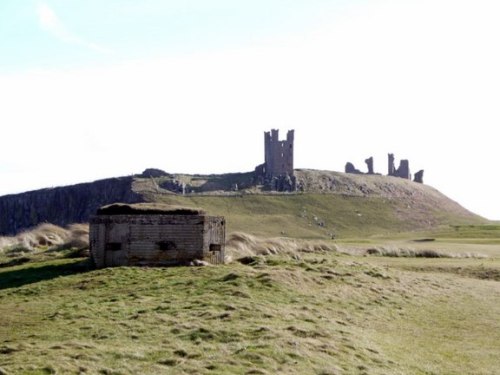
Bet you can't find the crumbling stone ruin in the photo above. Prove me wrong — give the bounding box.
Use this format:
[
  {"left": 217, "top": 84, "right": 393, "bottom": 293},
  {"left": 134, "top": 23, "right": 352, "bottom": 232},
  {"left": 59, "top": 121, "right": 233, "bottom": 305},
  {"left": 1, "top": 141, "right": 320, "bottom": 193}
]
[
  {"left": 388, "top": 153, "right": 396, "bottom": 176},
  {"left": 397, "top": 160, "right": 410, "bottom": 179},
  {"left": 0, "top": 130, "right": 430, "bottom": 236},
  {"left": 414, "top": 170, "right": 424, "bottom": 184},
  {"left": 345, "top": 156, "right": 375, "bottom": 175},
  {"left": 345, "top": 162, "right": 363, "bottom": 174},
  {"left": 365, "top": 157, "right": 374, "bottom": 175},
  {"left": 255, "top": 129, "right": 296, "bottom": 191},
  {"left": 345, "top": 153, "right": 424, "bottom": 182},
  {"left": 388, "top": 154, "right": 411, "bottom": 179}
]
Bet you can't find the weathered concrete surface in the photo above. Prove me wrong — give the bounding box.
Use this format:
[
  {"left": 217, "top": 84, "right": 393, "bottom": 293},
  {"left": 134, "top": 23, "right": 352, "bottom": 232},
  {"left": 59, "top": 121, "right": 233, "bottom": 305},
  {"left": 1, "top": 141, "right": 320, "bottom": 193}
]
[
  {"left": 90, "top": 207, "right": 225, "bottom": 267},
  {"left": 0, "top": 177, "right": 142, "bottom": 235}
]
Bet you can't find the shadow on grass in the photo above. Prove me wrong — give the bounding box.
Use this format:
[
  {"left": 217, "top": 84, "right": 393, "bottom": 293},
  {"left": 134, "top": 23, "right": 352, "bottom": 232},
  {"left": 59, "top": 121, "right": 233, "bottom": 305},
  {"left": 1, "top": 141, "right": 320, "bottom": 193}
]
[{"left": 0, "top": 259, "right": 92, "bottom": 290}]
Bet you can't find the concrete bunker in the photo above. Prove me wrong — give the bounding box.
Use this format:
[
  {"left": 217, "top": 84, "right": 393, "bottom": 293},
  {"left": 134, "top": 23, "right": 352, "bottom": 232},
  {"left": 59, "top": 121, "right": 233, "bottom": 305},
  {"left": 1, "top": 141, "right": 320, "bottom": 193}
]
[{"left": 90, "top": 203, "right": 225, "bottom": 268}]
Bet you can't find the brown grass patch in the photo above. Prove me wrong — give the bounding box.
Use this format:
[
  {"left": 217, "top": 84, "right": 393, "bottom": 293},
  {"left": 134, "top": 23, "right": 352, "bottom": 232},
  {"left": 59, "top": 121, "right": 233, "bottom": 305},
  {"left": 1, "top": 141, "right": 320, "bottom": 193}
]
[
  {"left": 224, "top": 232, "right": 337, "bottom": 263},
  {"left": 0, "top": 223, "right": 89, "bottom": 254},
  {"left": 363, "top": 246, "right": 486, "bottom": 259}
]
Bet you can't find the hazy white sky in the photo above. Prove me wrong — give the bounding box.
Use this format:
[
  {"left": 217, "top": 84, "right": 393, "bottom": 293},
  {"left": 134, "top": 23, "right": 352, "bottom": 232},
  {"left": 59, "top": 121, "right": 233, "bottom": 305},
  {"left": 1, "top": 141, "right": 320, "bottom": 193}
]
[{"left": 1, "top": 0, "right": 499, "bottom": 219}]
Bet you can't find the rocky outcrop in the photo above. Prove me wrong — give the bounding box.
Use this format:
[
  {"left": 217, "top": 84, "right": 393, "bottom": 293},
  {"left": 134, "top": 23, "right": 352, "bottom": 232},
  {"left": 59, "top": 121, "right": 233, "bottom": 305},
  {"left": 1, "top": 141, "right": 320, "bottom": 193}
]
[
  {"left": 0, "top": 177, "right": 143, "bottom": 235},
  {"left": 270, "top": 174, "right": 296, "bottom": 192},
  {"left": 160, "top": 179, "right": 188, "bottom": 194},
  {"left": 139, "top": 168, "right": 170, "bottom": 178}
]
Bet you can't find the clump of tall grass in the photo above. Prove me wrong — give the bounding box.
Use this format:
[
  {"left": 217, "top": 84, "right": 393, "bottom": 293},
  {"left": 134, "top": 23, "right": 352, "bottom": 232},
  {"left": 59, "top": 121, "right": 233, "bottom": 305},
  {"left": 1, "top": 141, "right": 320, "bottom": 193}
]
[
  {"left": 364, "top": 246, "right": 486, "bottom": 259},
  {"left": 224, "top": 232, "right": 337, "bottom": 263},
  {"left": 0, "top": 236, "right": 16, "bottom": 251},
  {"left": 0, "top": 223, "right": 89, "bottom": 256},
  {"left": 66, "top": 224, "right": 90, "bottom": 249},
  {"left": 19, "top": 223, "right": 69, "bottom": 250}
]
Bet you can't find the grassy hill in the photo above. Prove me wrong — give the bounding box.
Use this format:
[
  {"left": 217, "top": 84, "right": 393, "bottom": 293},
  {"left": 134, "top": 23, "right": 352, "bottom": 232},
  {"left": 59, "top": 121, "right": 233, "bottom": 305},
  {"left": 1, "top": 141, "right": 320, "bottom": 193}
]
[
  {"left": 0, "top": 169, "right": 486, "bottom": 237},
  {"left": 132, "top": 169, "right": 487, "bottom": 239},
  {"left": 0, "top": 244, "right": 499, "bottom": 374},
  {"left": 0, "top": 170, "right": 498, "bottom": 374}
]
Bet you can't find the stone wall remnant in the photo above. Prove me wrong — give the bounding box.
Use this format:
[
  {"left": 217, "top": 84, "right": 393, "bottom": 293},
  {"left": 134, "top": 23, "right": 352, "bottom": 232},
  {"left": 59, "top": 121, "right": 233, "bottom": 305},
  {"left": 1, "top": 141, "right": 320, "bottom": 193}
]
[
  {"left": 414, "top": 170, "right": 424, "bottom": 184},
  {"left": 345, "top": 156, "right": 377, "bottom": 175},
  {"left": 396, "top": 160, "right": 410, "bottom": 179},
  {"left": 365, "top": 157, "right": 374, "bottom": 174},
  {"left": 345, "top": 162, "right": 363, "bottom": 174},
  {"left": 388, "top": 154, "right": 411, "bottom": 180},
  {"left": 388, "top": 153, "right": 395, "bottom": 176}
]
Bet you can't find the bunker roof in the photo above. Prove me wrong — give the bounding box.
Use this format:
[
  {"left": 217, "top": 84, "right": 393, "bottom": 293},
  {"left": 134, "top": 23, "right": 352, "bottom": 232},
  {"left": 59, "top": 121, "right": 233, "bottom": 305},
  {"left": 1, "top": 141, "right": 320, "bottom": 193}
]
[{"left": 97, "top": 203, "right": 206, "bottom": 216}]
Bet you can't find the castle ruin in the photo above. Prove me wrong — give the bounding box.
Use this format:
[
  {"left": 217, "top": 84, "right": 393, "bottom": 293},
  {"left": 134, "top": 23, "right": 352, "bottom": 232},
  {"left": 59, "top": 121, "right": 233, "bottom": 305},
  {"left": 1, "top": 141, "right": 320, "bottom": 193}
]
[
  {"left": 345, "top": 153, "right": 424, "bottom": 183},
  {"left": 365, "top": 157, "right": 374, "bottom": 175},
  {"left": 345, "top": 162, "right": 363, "bottom": 174},
  {"left": 255, "top": 129, "right": 296, "bottom": 191},
  {"left": 256, "top": 130, "right": 425, "bottom": 190},
  {"left": 388, "top": 154, "right": 411, "bottom": 179},
  {"left": 414, "top": 169, "right": 424, "bottom": 184}
]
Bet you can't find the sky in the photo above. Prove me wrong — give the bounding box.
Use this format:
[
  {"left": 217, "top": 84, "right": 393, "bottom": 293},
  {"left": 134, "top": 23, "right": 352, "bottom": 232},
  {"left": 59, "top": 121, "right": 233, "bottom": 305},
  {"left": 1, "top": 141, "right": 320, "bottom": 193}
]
[{"left": 0, "top": 0, "right": 499, "bottom": 219}]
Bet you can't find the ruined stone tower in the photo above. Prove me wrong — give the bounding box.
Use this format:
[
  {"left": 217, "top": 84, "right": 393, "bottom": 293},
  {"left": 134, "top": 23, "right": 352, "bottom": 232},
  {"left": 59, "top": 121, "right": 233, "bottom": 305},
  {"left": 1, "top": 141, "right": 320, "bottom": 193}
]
[
  {"left": 388, "top": 153, "right": 411, "bottom": 180},
  {"left": 388, "top": 153, "right": 396, "bottom": 176},
  {"left": 264, "top": 129, "right": 294, "bottom": 179},
  {"left": 255, "top": 129, "right": 296, "bottom": 191}
]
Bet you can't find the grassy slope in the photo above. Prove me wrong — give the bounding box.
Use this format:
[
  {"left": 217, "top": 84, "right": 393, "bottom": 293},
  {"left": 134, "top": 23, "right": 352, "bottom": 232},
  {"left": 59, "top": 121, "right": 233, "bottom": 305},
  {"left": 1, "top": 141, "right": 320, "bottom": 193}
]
[
  {"left": 1, "top": 251, "right": 499, "bottom": 375},
  {"left": 132, "top": 170, "right": 487, "bottom": 239},
  {"left": 137, "top": 192, "right": 485, "bottom": 240},
  {"left": 1, "top": 170, "right": 497, "bottom": 374}
]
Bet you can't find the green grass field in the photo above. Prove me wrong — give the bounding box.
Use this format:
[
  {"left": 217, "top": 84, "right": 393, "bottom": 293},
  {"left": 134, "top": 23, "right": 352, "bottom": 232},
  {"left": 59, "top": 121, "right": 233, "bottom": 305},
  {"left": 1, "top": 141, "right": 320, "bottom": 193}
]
[
  {"left": 0, "top": 180, "right": 498, "bottom": 374},
  {"left": 1, "top": 233, "right": 499, "bottom": 374},
  {"left": 138, "top": 192, "right": 485, "bottom": 240}
]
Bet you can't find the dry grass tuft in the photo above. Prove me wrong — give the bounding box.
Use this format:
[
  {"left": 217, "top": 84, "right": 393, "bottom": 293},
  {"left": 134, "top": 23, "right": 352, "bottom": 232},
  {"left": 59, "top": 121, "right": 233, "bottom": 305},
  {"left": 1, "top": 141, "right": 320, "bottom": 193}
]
[
  {"left": 0, "top": 237, "right": 16, "bottom": 251},
  {"left": 0, "top": 223, "right": 89, "bottom": 255},
  {"left": 20, "top": 223, "right": 69, "bottom": 250},
  {"left": 224, "top": 232, "right": 337, "bottom": 263},
  {"left": 364, "top": 246, "right": 486, "bottom": 259},
  {"left": 66, "top": 224, "right": 89, "bottom": 249}
]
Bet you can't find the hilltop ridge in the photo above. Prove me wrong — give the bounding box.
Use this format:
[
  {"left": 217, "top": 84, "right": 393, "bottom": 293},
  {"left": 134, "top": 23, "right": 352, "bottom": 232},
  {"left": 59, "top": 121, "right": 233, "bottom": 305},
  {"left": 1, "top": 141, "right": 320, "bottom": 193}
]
[
  {"left": 133, "top": 169, "right": 485, "bottom": 238},
  {"left": 0, "top": 169, "right": 485, "bottom": 237}
]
